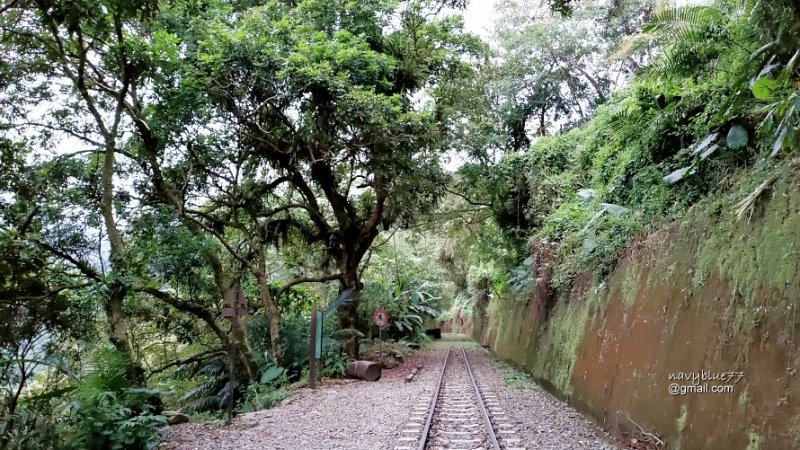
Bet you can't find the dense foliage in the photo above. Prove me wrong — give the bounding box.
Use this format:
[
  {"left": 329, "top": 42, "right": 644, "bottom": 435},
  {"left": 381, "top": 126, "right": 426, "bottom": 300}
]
[
  {"left": 0, "top": 0, "right": 472, "bottom": 447},
  {"left": 438, "top": 0, "right": 800, "bottom": 311},
  {"left": 1, "top": 0, "right": 798, "bottom": 448}
]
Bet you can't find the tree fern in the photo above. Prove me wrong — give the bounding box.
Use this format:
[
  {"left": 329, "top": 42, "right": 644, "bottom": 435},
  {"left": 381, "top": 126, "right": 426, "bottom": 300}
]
[
  {"left": 642, "top": 6, "right": 726, "bottom": 35},
  {"left": 613, "top": 4, "right": 734, "bottom": 82}
]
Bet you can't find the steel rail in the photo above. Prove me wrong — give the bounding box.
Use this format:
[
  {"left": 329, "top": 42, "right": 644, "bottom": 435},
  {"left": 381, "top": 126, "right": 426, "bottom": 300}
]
[
  {"left": 417, "top": 347, "right": 452, "bottom": 450},
  {"left": 462, "top": 346, "right": 501, "bottom": 450}
]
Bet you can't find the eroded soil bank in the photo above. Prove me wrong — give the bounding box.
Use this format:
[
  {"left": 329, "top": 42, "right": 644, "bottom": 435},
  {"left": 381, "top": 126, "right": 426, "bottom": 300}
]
[{"left": 450, "top": 169, "right": 800, "bottom": 449}]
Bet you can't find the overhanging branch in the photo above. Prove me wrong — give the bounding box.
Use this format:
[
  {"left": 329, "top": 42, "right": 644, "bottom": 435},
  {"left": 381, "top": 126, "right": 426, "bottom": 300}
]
[{"left": 275, "top": 273, "right": 343, "bottom": 300}]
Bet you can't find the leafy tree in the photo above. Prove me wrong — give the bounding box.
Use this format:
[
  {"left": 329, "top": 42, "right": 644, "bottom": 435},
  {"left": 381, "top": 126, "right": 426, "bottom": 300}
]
[
  {"left": 0, "top": 0, "right": 263, "bottom": 380},
  {"left": 492, "top": 0, "right": 658, "bottom": 149},
  {"left": 0, "top": 0, "right": 164, "bottom": 375},
  {"left": 153, "top": 0, "right": 487, "bottom": 356}
]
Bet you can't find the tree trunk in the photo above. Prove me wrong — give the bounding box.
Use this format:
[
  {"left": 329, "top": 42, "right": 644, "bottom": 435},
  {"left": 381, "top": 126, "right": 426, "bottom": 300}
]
[
  {"left": 222, "top": 284, "right": 259, "bottom": 381},
  {"left": 338, "top": 267, "right": 363, "bottom": 359},
  {"left": 206, "top": 253, "right": 258, "bottom": 381},
  {"left": 105, "top": 282, "right": 131, "bottom": 354},
  {"left": 254, "top": 256, "right": 282, "bottom": 367},
  {"left": 100, "top": 145, "right": 140, "bottom": 383},
  {"left": 267, "top": 302, "right": 281, "bottom": 366}
]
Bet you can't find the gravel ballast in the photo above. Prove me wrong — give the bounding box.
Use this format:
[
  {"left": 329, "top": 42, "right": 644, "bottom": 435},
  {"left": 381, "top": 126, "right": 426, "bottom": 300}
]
[
  {"left": 160, "top": 339, "right": 620, "bottom": 449},
  {"left": 463, "top": 342, "right": 619, "bottom": 449},
  {"left": 159, "top": 350, "right": 444, "bottom": 450}
]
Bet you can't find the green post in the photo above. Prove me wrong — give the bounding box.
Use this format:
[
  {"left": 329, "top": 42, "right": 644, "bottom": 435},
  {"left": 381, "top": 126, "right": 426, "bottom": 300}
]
[
  {"left": 315, "top": 310, "right": 323, "bottom": 381},
  {"left": 309, "top": 310, "right": 318, "bottom": 389},
  {"left": 309, "top": 309, "right": 323, "bottom": 388}
]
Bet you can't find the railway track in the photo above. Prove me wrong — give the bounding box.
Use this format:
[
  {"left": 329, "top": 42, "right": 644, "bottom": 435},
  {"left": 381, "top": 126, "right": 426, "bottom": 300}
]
[{"left": 395, "top": 347, "right": 526, "bottom": 450}]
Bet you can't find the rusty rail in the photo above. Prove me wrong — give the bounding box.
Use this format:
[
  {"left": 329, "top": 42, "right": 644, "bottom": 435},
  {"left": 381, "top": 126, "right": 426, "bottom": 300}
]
[
  {"left": 416, "top": 346, "right": 500, "bottom": 450},
  {"left": 462, "top": 346, "right": 501, "bottom": 450},
  {"left": 417, "top": 347, "right": 451, "bottom": 450}
]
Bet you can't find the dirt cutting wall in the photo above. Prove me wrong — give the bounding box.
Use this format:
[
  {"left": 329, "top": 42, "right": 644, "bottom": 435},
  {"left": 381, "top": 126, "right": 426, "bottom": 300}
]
[{"left": 457, "top": 171, "right": 800, "bottom": 449}]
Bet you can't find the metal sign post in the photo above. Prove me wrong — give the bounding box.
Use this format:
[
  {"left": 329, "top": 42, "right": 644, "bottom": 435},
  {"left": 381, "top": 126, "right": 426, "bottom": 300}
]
[
  {"left": 308, "top": 309, "right": 322, "bottom": 389},
  {"left": 315, "top": 310, "right": 323, "bottom": 361},
  {"left": 372, "top": 309, "right": 389, "bottom": 366},
  {"left": 221, "top": 290, "right": 247, "bottom": 425}
]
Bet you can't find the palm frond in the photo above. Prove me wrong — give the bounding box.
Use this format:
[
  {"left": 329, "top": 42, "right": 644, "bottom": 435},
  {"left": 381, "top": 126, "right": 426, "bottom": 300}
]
[
  {"left": 608, "top": 33, "right": 655, "bottom": 61},
  {"left": 643, "top": 6, "right": 726, "bottom": 35},
  {"left": 195, "top": 358, "right": 226, "bottom": 377},
  {"left": 330, "top": 327, "right": 364, "bottom": 340},
  {"left": 639, "top": 39, "right": 713, "bottom": 82},
  {"left": 181, "top": 395, "right": 222, "bottom": 414},
  {"left": 324, "top": 289, "right": 356, "bottom": 318},
  {"left": 734, "top": 176, "right": 776, "bottom": 221},
  {"left": 179, "top": 380, "right": 219, "bottom": 404}
]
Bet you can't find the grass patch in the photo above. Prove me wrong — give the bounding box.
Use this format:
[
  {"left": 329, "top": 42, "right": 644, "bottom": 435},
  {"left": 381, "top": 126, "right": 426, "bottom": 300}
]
[
  {"left": 494, "top": 360, "right": 535, "bottom": 389},
  {"left": 238, "top": 385, "right": 289, "bottom": 413}
]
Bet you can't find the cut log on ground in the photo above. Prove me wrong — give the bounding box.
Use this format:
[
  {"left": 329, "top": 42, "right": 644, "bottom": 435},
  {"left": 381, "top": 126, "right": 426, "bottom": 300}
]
[
  {"left": 404, "top": 365, "right": 423, "bottom": 383},
  {"left": 165, "top": 411, "right": 190, "bottom": 425},
  {"left": 346, "top": 360, "right": 382, "bottom": 381}
]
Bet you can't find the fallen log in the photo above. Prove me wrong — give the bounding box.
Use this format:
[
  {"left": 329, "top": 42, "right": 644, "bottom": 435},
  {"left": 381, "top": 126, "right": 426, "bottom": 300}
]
[
  {"left": 404, "top": 365, "right": 423, "bottom": 383},
  {"left": 165, "top": 411, "right": 190, "bottom": 425},
  {"left": 346, "top": 360, "right": 382, "bottom": 382}
]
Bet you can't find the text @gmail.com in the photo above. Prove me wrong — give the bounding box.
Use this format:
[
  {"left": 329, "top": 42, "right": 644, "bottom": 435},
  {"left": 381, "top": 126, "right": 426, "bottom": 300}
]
[
  {"left": 669, "top": 383, "right": 736, "bottom": 395},
  {"left": 667, "top": 370, "right": 744, "bottom": 395}
]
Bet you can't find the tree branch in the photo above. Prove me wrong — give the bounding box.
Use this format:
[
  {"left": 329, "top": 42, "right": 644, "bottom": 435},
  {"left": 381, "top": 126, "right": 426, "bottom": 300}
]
[
  {"left": 134, "top": 286, "right": 230, "bottom": 346},
  {"left": 36, "top": 241, "right": 102, "bottom": 282},
  {"left": 275, "top": 273, "right": 343, "bottom": 300},
  {"left": 443, "top": 185, "right": 492, "bottom": 207}
]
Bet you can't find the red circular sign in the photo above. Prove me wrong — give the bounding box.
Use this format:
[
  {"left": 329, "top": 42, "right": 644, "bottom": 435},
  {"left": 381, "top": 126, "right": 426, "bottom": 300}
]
[{"left": 372, "top": 309, "right": 389, "bottom": 328}]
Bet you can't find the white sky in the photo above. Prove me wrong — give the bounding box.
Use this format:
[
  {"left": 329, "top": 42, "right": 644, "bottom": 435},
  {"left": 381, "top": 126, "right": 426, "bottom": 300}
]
[
  {"left": 461, "top": 1, "right": 499, "bottom": 38},
  {"left": 458, "top": 0, "right": 708, "bottom": 37}
]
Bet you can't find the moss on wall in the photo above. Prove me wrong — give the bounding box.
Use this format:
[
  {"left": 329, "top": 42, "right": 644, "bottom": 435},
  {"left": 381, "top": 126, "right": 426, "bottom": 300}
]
[
  {"left": 789, "top": 416, "right": 800, "bottom": 448},
  {"left": 675, "top": 405, "right": 688, "bottom": 450},
  {"left": 531, "top": 283, "right": 610, "bottom": 396},
  {"left": 470, "top": 164, "right": 800, "bottom": 449},
  {"left": 746, "top": 429, "right": 764, "bottom": 450},
  {"left": 691, "top": 170, "right": 800, "bottom": 341}
]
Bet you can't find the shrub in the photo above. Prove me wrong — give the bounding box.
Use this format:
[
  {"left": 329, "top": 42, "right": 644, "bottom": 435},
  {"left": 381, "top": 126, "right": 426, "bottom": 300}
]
[
  {"left": 238, "top": 384, "right": 288, "bottom": 413},
  {"left": 0, "top": 350, "right": 166, "bottom": 450},
  {"left": 320, "top": 346, "right": 348, "bottom": 378},
  {"left": 65, "top": 391, "right": 165, "bottom": 450}
]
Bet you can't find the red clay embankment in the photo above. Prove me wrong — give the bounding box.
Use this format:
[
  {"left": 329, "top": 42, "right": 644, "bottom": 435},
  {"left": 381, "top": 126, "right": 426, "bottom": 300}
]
[{"left": 453, "top": 170, "right": 800, "bottom": 449}]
